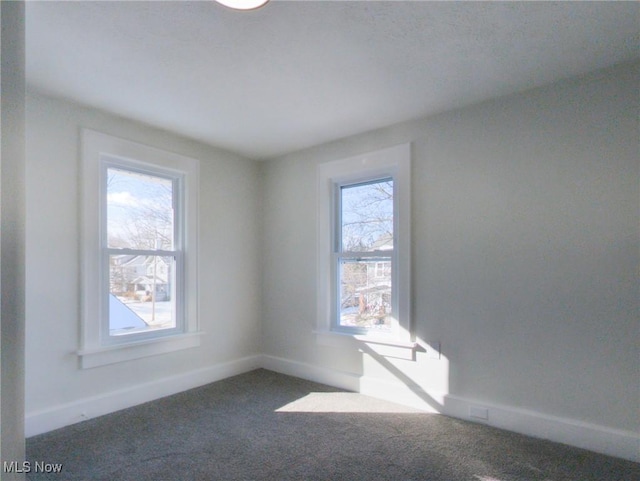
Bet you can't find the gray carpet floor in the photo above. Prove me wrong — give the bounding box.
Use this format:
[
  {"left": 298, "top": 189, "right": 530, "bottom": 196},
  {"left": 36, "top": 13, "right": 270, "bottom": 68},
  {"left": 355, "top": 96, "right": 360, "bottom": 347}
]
[{"left": 26, "top": 369, "right": 639, "bottom": 481}]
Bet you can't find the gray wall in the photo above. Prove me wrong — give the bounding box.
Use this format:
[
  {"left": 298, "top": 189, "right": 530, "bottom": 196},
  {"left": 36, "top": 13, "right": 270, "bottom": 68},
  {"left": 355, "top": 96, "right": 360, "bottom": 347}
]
[
  {"left": 21, "top": 60, "right": 638, "bottom": 461},
  {"left": 1, "top": 1, "right": 26, "bottom": 478},
  {"left": 261, "top": 61, "right": 639, "bottom": 435}
]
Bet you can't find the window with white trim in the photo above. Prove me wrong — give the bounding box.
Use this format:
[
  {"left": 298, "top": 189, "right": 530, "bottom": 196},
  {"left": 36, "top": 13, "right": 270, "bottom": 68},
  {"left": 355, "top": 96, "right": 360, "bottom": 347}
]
[
  {"left": 104, "top": 162, "right": 181, "bottom": 339},
  {"left": 317, "top": 144, "right": 411, "bottom": 345},
  {"left": 80, "top": 130, "right": 200, "bottom": 368},
  {"left": 336, "top": 177, "right": 394, "bottom": 333}
]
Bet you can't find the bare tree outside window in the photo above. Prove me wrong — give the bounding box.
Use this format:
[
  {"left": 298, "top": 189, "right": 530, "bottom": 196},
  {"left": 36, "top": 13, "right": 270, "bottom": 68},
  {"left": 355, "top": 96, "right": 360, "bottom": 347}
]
[
  {"left": 338, "top": 179, "right": 393, "bottom": 330},
  {"left": 106, "top": 168, "right": 177, "bottom": 334},
  {"left": 107, "top": 169, "right": 174, "bottom": 250},
  {"left": 341, "top": 180, "right": 393, "bottom": 252}
]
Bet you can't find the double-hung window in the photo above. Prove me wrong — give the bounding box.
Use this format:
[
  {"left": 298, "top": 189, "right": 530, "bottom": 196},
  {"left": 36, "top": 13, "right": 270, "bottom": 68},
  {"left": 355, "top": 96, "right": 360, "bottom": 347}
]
[
  {"left": 317, "top": 144, "right": 411, "bottom": 345},
  {"left": 80, "top": 130, "right": 200, "bottom": 368},
  {"left": 104, "top": 161, "right": 181, "bottom": 339},
  {"left": 336, "top": 177, "right": 394, "bottom": 333}
]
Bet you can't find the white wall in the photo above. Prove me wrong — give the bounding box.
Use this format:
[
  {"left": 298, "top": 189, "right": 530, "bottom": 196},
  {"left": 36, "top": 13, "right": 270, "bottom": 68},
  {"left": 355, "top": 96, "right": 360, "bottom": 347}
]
[
  {"left": 260, "top": 61, "right": 639, "bottom": 460},
  {"left": 25, "top": 92, "right": 262, "bottom": 434}
]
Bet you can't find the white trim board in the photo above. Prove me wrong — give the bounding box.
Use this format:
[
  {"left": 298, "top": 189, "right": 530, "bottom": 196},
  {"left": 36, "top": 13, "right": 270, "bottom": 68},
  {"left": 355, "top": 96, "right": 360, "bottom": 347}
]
[
  {"left": 25, "top": 354, "right": 639, "bottom": 463},
  {"left": 261, "top": 355, "right": 640, "bottom": 463},
  {"left": 25, "top": 356, "right": 261, "bottom": 437}
]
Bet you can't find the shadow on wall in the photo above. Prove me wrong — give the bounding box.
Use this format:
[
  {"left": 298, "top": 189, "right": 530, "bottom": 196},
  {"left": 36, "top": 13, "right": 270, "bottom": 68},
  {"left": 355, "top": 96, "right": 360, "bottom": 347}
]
[{"left": 356, "top": 339, "right": 449, "bottom": 414}]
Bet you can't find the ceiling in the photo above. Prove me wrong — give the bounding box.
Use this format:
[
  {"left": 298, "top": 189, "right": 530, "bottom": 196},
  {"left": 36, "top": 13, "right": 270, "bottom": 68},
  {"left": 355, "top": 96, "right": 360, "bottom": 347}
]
[{"left": 26, "top": 1, "right": 639, "bottom": 160}]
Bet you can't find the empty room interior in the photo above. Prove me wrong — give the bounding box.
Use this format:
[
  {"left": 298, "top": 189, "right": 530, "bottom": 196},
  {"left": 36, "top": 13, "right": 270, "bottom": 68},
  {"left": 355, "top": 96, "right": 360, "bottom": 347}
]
[{"left": 1, "top": 0, "right": 639, "bottom": 478}]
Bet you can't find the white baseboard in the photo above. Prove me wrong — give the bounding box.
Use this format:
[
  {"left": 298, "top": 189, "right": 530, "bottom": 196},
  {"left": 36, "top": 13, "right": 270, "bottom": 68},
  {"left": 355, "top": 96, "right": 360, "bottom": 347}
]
[
  {"left": 261, "top": 355, "right": 640, "bottom": 463},
  {"left": 261, "top": 354, "right": 447, "bottom": 412},
  {"left": 442, "top": 394, "right": 640, "bottom": 463},
  {"left": 261, "top": 353, "right": 361, "bottom": 392},
  {"left": 26, "top": 354, "right": 639, "bottom": 463},
  {"left": 25, "top": 355, "right": 261, "bottom": 437}
]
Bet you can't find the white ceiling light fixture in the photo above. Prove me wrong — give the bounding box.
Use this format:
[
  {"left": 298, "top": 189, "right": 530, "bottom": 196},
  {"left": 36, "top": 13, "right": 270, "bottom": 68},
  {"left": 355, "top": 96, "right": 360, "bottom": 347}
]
[{"left": 215, "top": 0, "right": 269, "bottom": 11}]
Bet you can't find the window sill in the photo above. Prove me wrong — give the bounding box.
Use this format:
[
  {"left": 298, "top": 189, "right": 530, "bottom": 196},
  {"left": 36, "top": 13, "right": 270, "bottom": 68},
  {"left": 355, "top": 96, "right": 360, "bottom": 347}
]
[
  {"left": 78, "top": 331, "right": 204, "bottom": 369},
  {"left": 313, "top": 330, "right": 416, "bottom": 360}
]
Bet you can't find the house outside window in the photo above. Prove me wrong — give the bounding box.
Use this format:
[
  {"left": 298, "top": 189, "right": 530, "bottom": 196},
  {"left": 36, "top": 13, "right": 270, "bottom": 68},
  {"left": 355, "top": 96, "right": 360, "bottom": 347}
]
[
  {"left": 105, "top": 165, "right": 180, "bottom": 338},
  {"left": 337, "top": 178, "right": 394, "bottom": 332},
  {"left": 317, "top": 144, "right": 411, "bottom": 345},
  {"left": 80, "top": 130, "right": 200, "bottom": 368}
]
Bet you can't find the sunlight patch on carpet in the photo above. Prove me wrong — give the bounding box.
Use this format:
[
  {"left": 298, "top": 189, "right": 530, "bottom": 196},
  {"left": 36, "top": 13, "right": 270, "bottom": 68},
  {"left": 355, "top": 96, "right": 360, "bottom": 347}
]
[{"left": 274, "top": 392, "right": 423, "bottom": 413}]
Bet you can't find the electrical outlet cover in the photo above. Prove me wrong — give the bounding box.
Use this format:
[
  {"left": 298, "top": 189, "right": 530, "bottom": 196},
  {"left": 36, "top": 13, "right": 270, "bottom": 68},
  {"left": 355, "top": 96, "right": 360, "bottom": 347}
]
[{"left": 470, "top": 406, "right": 489, "bottom": 420}]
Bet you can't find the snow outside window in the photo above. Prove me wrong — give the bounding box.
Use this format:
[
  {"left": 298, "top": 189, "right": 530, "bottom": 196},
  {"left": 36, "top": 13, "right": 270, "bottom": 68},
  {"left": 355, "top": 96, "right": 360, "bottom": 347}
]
[
  {"left": 79, "top": 130, "right": 200, "bottom": 368},
  {"left": 317, "top": 144, "right": 411, "bottom": 345}
]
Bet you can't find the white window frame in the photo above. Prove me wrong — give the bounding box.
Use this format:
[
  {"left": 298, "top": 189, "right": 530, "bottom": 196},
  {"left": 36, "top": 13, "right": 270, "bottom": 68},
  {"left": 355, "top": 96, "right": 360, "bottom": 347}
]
[
  {"left": 101, "top": 158, "right": 184, "bottom": 343},
  {"left": 79, "top": 130, "right": 200, "bottom": 368},
  {"left": 316, "top": 143, "right": 412, "bottom": 348},
  {"left": 374, "top": 262, "right": 386, "bottom": 278},
  {"left": 333, "top": 176, "right": 395, "bottom": 335}
]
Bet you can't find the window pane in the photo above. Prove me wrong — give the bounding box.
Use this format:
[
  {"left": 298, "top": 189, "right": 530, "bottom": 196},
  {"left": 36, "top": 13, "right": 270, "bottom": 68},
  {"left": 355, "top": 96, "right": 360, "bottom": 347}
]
[
  {"left": 109, "top": 255, "right": 176, "bottom": 335},
  {"left": 339, "top": 257, "right": 392, "bottom": 331},
  {"left": 107, "top": 168, "right": 175, "bottom": 250},
  {"left": 340, "top": 179, "right": 393, "bottom": 253}
]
